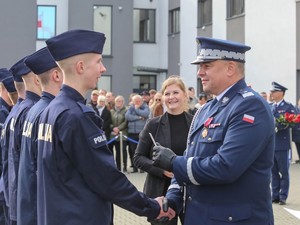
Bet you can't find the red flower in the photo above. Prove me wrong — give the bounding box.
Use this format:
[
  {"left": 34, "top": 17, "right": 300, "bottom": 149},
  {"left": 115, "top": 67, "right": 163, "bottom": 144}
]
[{"left": 276, "top": 113, "right": 300, "bottom": 127}]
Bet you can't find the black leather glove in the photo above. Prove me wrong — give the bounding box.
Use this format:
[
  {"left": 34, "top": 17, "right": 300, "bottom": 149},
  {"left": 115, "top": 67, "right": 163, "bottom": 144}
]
[{"left": 152, "top": 143, "right": 176, "bottom": 172}]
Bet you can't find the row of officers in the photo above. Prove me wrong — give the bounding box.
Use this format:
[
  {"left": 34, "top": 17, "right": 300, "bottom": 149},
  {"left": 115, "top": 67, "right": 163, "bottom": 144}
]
[
  {"left": 0, "top": 29, "right": 177, "bottom": 225},
  {"left": 0, "top": 28, "right": 299, "bottom": 225}
]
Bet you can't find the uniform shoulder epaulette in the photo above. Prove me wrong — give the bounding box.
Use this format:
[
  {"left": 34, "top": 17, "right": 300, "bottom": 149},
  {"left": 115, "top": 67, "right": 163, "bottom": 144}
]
[
  {"left": 239, "top": 89, "right": 255, "bottom": 98},
  {"left": 76, "top": 101, "right": 95, "bottom": 114}
]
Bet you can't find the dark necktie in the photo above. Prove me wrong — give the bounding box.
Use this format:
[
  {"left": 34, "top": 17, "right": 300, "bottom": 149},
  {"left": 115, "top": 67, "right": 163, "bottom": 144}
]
[
  {"left": 272, "top": 104, "right": 278, "bottom": 113},
  {"left": 209, "top": 98, "right": 218, "bottom": 110}
]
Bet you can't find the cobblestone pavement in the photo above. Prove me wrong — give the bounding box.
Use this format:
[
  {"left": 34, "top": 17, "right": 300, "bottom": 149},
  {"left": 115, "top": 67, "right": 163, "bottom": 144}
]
[{"left": 114, "top": 163, "right": 300, "bottom": 225}]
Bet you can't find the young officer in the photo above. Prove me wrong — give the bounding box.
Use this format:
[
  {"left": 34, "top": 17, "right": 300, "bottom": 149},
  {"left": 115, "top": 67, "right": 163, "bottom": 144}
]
[
  {"left": 17, "top": 47, "right": 63, "bottom": 225},
  {"left": 37, "top": 29, "right": 175, "bottom": 225}
]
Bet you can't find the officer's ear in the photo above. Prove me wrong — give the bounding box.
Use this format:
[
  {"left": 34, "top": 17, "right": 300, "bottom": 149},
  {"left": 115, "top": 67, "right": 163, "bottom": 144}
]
[
  {"left": 226, "top": 61, "right": 238, "bottom": 78},
  {"left": 75, "top": 60, "right": 85, "bottom": 74}
]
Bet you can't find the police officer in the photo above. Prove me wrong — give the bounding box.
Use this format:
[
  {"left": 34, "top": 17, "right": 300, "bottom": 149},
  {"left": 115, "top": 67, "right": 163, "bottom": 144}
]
[
  {"left": 0, "top": 69, "right": 14, "bottom": 225},
  {"left": 0, "top": 65, "right": 25, "bottom": 225},
  {"left": 8, "top": 57, "right": 41, "bottom": 224},
  {"left": 17, "top": 47, "right": 63, "bottom": 225},
  {"left": 152, "top": 37, "right": 275, "bottom": 225},
  {"left": 37, "top": 29, "right": 175, "bottom": 225},
  {"left": 269, "top": 82, "right": 296, "bottom": 205}
]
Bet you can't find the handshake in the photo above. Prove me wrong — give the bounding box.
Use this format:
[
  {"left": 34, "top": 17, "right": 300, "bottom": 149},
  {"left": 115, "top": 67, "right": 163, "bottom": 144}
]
[{"left": 152, "top": 197, "right": 176, "bottom": 223}]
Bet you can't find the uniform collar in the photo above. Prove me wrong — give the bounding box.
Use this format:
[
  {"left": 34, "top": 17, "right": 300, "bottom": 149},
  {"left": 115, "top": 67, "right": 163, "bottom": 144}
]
[{"left": 61, "top": 84, "right": 85, "bottom": 103}]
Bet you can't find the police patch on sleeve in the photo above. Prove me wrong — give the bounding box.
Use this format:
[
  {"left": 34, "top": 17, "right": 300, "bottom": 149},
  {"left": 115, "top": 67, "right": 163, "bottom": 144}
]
[{"left": 89, "top": 131, "right": 107, "bottom": 149}]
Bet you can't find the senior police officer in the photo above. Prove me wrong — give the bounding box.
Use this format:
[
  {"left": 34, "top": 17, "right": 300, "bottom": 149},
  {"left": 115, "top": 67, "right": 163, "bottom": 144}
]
[
  {"left": 37, "top": 29, "right": 175, "bottom": 225},
  {"left": 269, "top": 82, "right": 296, "bottom": 205},
  {"left": 17, "top": 47, "right": 63, "bottom": 225},
  {"left": 152, "top": 37, "right": 275, "bottom": 225}
]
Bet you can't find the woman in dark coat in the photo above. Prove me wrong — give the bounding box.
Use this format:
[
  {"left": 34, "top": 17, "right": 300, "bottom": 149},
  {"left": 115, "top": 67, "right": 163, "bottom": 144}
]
[{"left": 134, "top": 75, "right": 193, "bottom": 225}]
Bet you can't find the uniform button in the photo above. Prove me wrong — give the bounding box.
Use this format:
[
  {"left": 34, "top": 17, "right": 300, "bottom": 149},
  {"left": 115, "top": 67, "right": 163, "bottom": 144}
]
[
  {"left": 228, "top": 216, "right": 233, "bottom": 221},
  {"left": 208, "top": 137, "right": 212, "bottom": 141},
  {"left": 188, "top": 196, "right": 192, "bottom": 201},
  {"left": 191, "top": 141, "right": 194, "bottom": 145}
]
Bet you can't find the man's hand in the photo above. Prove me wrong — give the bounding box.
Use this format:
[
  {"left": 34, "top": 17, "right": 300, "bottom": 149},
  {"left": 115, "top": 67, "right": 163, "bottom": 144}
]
[
  {"left": 154, "top": 196, "right": 176, "bottom": 222},
  {"left": 152, "top": 144, "right": 176, "bottom": 171}
]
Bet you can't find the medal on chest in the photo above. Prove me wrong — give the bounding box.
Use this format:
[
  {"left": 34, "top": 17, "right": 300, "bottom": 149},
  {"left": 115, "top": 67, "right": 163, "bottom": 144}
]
[{"left": 202, "top": 128, "right": 208, "bottom": 138}]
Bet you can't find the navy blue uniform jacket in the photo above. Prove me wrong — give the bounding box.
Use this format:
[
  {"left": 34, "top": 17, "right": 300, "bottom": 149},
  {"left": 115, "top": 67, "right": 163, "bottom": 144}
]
[
  {"left": 17, "top": 92, "right": 55, "bottom": 225},
  {"left": 271, "top": 100, "right": 296, "bottom": 151},
  {"left": 37, "top": 85, "right": 159, "bottom": 225},
  {"left": 166, "top": 79, "right": 275, "bottom": 225},
  {"left": 1, "top": 98, "right": 23, "bottom": 207},
  {"left": 8, "top": 91, "right": 40, "bottom": 221}
]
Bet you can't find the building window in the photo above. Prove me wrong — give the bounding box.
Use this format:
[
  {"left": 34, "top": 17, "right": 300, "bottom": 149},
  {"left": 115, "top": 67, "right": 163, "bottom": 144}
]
[
  {"left": 198, "top": 0, "right": 212, "bottom": 27},
  {"left": 227, "top": 0, "right": 245, "bottom": 18},
  {"left": 133, "top": 9, "right": 156, "bottom": 43},
  {"left": 97, "top": 75, "right": 112, "bottom": 92},
  {"left": 94, "top": 5, "right": 112, "bottom": 55},
  {"left": 133, "top": 75, "right": 156, "bottom": 93},
  {"left": 169, "top": 8, "right": 180, "bottom": 34},
  {"left": 37, "top": 5, "right": 56, "bottom": 40}
]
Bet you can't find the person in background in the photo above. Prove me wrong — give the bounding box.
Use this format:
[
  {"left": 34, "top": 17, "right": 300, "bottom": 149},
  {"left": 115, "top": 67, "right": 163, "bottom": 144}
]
[
  {"left": 99, "top": 89, "right": 107, "bottom": 96},
  {"left": 149, "top": 92, "right": 164, "bottom": 119},
  {"left": 17, "top": 47, "right": 63, "bottom": 225},
  {"left": 87, "top": 89, "right": 99, "bottom": 112},
  {"left": 292, "top": 98, "right": 300, "bottom": 163},
  {"left": 260, "top": 91, "right": 268, "bottom": 101},
  {"left": 37, "top": 29, "right": 174, "bottom": 224},
  {"left": 125, "top": 94, "right": 150, "bottom": 173},
  {"left": 149, "top": 89, "right": 157, "bottom": 106},
  {"left": 109, "top": 95, "right": 128, "bottom": 171},
  {"left": 194, "top": 92, "right": 208, "bottom": 110},
  {"left": 96, "top": 95, "right": 112, "bottom": 143},
  {"left": 269, "top": 82, "right": 296, "bottom": 205},
  {"left": 106, "top": 91, "right": 115, "bottom": 110},
  {"left": 134, "top": 75, "right": 193, "bottom": 225},
  {"left": 152, "top": 37, "right": 275, "bottom": 225},
  {"left": 141, "top": 91, "right": 151, "bottom": 105},
  {"left": 188, "top": 86, "right": 198, "bottom": 115}
]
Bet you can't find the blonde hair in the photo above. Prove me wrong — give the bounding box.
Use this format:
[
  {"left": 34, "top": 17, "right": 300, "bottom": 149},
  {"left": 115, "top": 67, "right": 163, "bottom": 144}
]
[{"left": 161, "top": 75, "right": 189, "bottom": 112}]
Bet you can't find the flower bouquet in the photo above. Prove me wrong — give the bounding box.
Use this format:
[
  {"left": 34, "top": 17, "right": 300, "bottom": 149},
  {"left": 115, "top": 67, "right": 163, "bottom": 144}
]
[{"left": 275, "top": 112, "right": 300, "bottom": 131}]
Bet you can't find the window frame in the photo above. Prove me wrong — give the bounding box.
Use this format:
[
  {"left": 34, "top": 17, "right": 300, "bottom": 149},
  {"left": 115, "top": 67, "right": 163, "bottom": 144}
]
[
  {"left": 227, "top": 0, "right": 245, "bottom": 18},
  {"left": 169, "top": 8, "right": 180, "bottom": 34},
  {"left": 133, "top": 8, "right": 156, "bottom": 43},
  {"left": 93, "top": 5, "right": 112, "bottom": 56},
  {"left": 198, "top": 0, "right": 212, "bottom": 27},
  {"left": 37, "top": 5, "right": 56, "bottom": 40}
]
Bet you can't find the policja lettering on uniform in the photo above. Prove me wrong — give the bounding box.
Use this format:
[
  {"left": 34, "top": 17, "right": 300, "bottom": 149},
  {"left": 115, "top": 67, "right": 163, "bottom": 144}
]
[
  {"left": 22, "top": 120, "right": 33, "bottom": 138},
  {"left": 38, "top": 123, "right": 52, "bottom": 142}
]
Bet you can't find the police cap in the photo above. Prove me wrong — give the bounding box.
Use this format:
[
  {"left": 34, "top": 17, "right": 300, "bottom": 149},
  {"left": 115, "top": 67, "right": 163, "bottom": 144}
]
[
  {"left": 0, "top": 68, "right": 12, "bottom": 82},
  {"left": 2, "top": 76, "right": 16, "bottom": 93},
  {"left": 10, "top": 56, "right": 31, "bottom": 82},
  {"left": 191, "top": 37, "right": 251, "bottom": 64},
  {"left": 25, "top": 47, "right": 58, "bottom": 75},
  {"left": 46, "top": 29, "right": 106, "bottom": 61},
  {"left": 270, "top": 81, "right": 288, "bottom": 92}
]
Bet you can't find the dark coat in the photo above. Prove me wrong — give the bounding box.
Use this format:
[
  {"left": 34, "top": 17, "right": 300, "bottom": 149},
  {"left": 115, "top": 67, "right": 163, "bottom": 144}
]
[
  {"left": 133, "top": 112, "right": 193, "bottom": 198},
  {"left": 167, "top": 79, "right": 275, "bottom": 225},
  {"left": 98, "top": 106, "right": 112, "bottom": 141},
  {"left": 271, "top": 100, "right": 296, "bottom": 151}
]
